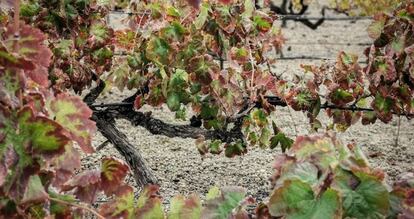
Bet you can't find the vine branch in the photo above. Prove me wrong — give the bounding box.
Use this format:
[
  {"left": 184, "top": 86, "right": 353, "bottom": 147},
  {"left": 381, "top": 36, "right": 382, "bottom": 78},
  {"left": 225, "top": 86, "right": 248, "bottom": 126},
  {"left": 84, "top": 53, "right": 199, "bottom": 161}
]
[{"left": 89, "top": 95, "right": 413, "bottom": 117}]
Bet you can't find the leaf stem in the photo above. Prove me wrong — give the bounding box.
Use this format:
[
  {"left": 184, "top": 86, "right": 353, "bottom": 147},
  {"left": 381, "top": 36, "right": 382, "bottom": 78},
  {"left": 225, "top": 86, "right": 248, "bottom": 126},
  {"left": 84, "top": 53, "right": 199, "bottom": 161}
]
[{"left": 49, "top": 197, "right": 105, "bottom": 219}]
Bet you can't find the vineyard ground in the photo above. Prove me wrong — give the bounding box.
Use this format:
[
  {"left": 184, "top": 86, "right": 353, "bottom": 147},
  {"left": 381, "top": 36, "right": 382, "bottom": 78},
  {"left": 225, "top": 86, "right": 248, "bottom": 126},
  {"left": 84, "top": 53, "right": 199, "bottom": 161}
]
[{"left": 82, "top": 5, "right": 414, "bottom": 207}]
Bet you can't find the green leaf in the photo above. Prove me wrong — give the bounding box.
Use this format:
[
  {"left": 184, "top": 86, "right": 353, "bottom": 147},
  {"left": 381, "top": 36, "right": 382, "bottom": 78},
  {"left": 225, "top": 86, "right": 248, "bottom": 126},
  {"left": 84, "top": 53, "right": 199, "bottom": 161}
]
[
  {"left": 200, "top": 103, "right": 219, "bottom": 120},
  {"left": 175, "top": 107, "right": 187, "bottom": 120},
  {"left": 49, "top": 191, "right": 77, "bottom": 216},
  {"left": 259, "top": 127, "right": 271, "bottom": 148},
  {"left": 253, "top": 16, "right": 271, "bottom": 32},
  {"left": 162, "top": 22, "right": 185, "bottom": 41},
  {"left": 334, "top": 170, "right": 390, "bottom": 219},
  {"left": 194, "top": 3, "right": 210, "bottom": 29},
  {"left": 277, "top": 162, "right": 320, "bottom": 187},
  {"left": 18, "top": 107, "right": 69, "bottom": 154},
  {"left": 167, "top": 92, "right": 181, "bottom": 112},
  {"left": 202, "top": 187, "right": 246, "bottom": 219},
  {"left": 20, "top": 2, "right": 41, "bottom": 17},
  {"left": 270, "top": 132, "right": 293, "bottom": 152},
  {"left": 367, "top": 20, "right": 384, "bottom": 39},
  {"left": 224, "top": 141, "right": 246, "bottom": 158},
  {"left": 268, "top": 180, "right": 342, "bottom": 219},
  {"left": 242, "top": 0, "right": 254, "bottom": 19},
  {"left": 251, "top": 109, "right": 268, "bottom": 127},
  {"left": 21, "top": 175, "right": 48, "bottom": 204},
  {"left": 107, "top": 61, "right": 131, "bottom": 92},
  {"left": 136, "top": 186, "right": 164, "bottom": 219},
  {"left": 53, "top": 40, "right": 72, "bottom": 58},
  {"left": 361, "top": 111, "right": 377, "bottom": 125},
  {"left": 146, "top": 37, "right": 171, "bottom": 65},
  {"left": 206, "top": 187, "right": 221, "bottom": 200},
  {"left": 0, "top": 106, "right": 68, "bottom": 202},
  {"left": 391, "top": 36, "right": 405, "bottom": 54},
  {"left": 99, "top": 185, "right": 135, "bottom": 219},
  {"left": 90, "top": 22, "right": 109, "bottom": 42},
  {"left": 169, "top": 195, "right": 201, "bottom": 219},
  {"left": 329, "top": 89, "right": 354, "bottom": 106},
  {"left": 166, "top": 6, "right": 181, "bottom": 18},
  {"left": 209, "top": 140, "right": 222, "bottom": 154},
  {"left": 170, "top": 69, "right": 188, "bottom": 90},
  {"left": 372, "top": 93, "right": 393, "bottom": 122},
  {"left": 49, "top": 93, "right": 96, "bottom": 153}
]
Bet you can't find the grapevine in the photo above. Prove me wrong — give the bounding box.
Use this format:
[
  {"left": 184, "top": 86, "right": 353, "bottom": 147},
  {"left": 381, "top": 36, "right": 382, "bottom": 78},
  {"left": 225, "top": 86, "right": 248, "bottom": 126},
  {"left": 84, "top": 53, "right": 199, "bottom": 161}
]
[{"left": 0, "top": 0, "right": 413, "bottom": 218}]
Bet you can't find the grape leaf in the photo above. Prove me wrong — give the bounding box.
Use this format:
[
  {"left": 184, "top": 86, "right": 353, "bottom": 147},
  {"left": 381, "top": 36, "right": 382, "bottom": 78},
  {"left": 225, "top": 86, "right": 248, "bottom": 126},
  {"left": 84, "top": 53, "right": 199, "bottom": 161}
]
[
  {"left": 100, "top": 158, "right": 130, "bottom": 196},
  {"left": 224, "top": 141, "right": 246, "bottom": 158},
  {"left": 0, "top": 106, "right": 68, "bottom": 201},
  {"left": 146, "top": 37, "right": 171, "bottom": 65},
  {"left": 329, "top": 89, "right": 354, "bottom": 106},
  {"left": 169, "top": 195, "right": 202, "bottom": 219},
  {"left": 367, "top": 18, "right": 385, "bottom": 39},
  {"left": 90, "top": 22, "right": 110, "bottom": 43},
  {"left": 202, "top": 186, "right": 246, "bottom": 219},
  {"left": 268, "top": 180, "right": 342, "bottom": 219},
  {"left": 0, "top": 70, "right": 23, "bottom": 108},
  {"left": 167, "top": 92, "right": 181, "bottom": 111},
  {"left": 99, "top": 185, "right": 135, "bottom": 219},
  {"left": 49, "top": 191, "right": 77, "bottom": 217},
  {"left": 372, "top": 93, "right": 394, "bottom": 122},
  {"left": 134, "top": 95, "right": 144, "bottom": 110},
  {"left": 49, "top": 93, "right": 96, "bottom": 153},
  {"left": 52, "top": 144, "right": 81, "bottom": 188},
  {"left": 135, "top": 185, "right": 164, "bottom": 219},
  {"left": 21, "top": 175, "right": 48, "bottom": 204},
  {"left": 62, "top": 170, "right": 101, "bottom": 203},
  {"left": 4, "top": 24, "right": 52, "bottom": 87},
  {"left": 114, "top": 30, "right": 136, "bottom": 51},
  {"left": 333, "top": 170, "right": 390, "bottom": 218},
  {"left": 270, "top": 132, "right": 293, "bottom": 152},
  {"left": 194, "top": 3, "right": 210, "bottom": 29}
]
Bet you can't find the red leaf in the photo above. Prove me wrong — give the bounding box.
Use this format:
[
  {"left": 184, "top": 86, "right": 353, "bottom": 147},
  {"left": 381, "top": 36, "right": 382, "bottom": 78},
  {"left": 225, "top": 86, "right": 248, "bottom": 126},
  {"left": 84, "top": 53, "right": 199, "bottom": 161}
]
[
  {"left": 62, "top": 170, "right": 101, "bottom": 203},
  {"left": 100, "top": 158, "right": 130, "bottom": 196},
  {"left": 5, "top": 24, "right": 52, "bottom": 87},
  {"left": 52, "top": 144, "right": 81, "bottom": 188},
  {"left": 99, "top": 185, "right": 135, "bottom": 219},
  {"left": 186, "top": 0, "right": 201, "bottom": 8},
  {"left": 134, "top": 95, "right": 143, "bottom": 110}
]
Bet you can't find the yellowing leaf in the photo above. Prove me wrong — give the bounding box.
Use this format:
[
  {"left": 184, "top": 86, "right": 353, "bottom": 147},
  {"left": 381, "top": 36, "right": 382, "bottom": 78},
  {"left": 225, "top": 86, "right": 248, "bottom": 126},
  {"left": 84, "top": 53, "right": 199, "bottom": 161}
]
[{"left": 49, "top": 93, "right": 96, "bottom": 153}]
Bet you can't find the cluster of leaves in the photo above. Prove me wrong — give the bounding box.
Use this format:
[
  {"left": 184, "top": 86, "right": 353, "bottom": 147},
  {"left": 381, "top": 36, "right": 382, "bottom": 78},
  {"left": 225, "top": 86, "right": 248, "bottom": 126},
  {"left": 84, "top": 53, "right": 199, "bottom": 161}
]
[
  {"left": 100, "top": 184, "right": 255, "bottom": 219},
  {"left": 281, "top": 1, "right": 414, "bottom": 131},
  {"left": 0, "top": 9, "right": 135, "bottom": 217},
  {"left": 262, "top": 134, "right": 414, "bottom": 218},
  {"left": 1, "top": 0, "right": 413, "bottom": 217},
  {"left": 14, "top": 0, "right": 116, "bottom": 92},
  {"left": 106, "top": 0, "right": 288, "bottom": 156}
]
